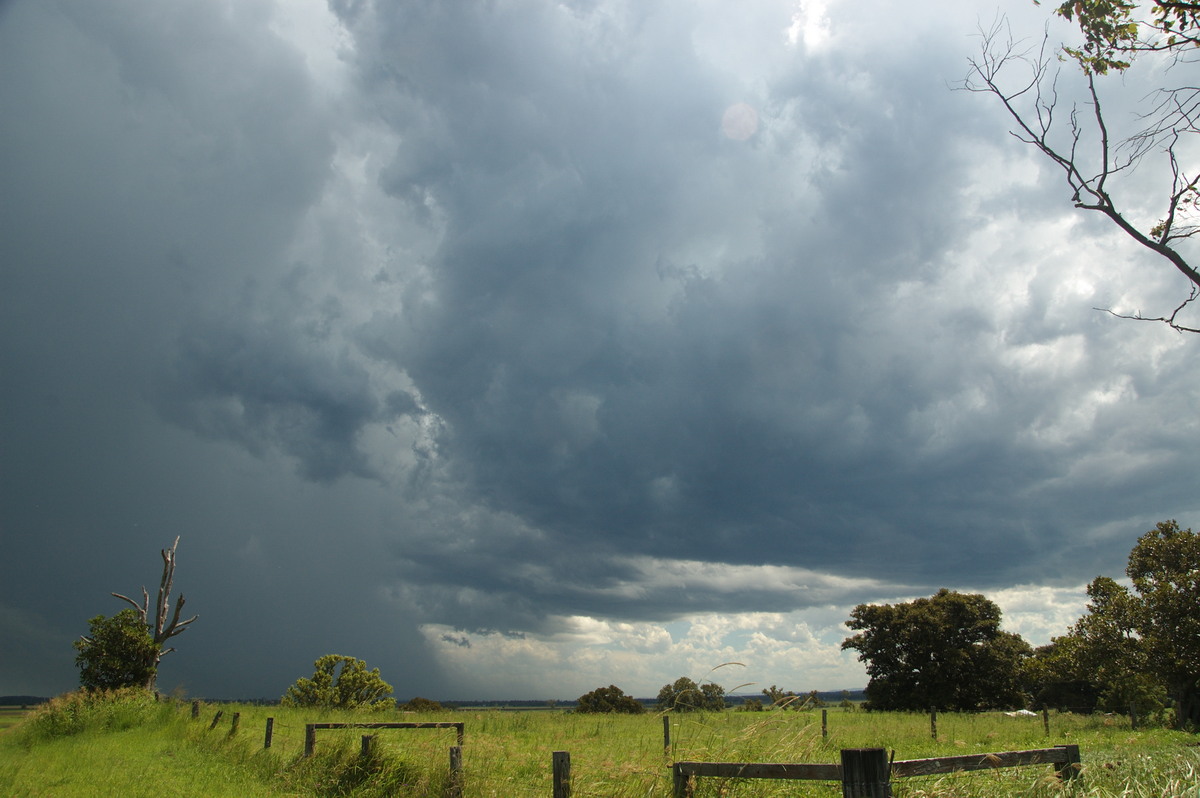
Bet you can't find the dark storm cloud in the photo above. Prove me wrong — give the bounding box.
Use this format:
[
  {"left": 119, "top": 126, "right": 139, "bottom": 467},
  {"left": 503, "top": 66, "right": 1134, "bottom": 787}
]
[{"left": 334, "top": 0, "right": 1186, "bottom": 608}]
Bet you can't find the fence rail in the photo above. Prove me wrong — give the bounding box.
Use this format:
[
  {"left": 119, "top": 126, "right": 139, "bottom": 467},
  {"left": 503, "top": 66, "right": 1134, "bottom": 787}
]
[
  {"left": 673, "top": 745, "right": 1082, "bottom": 797},
  {"left": 303, "top": 721, "right": 465, "bottom": 756}
]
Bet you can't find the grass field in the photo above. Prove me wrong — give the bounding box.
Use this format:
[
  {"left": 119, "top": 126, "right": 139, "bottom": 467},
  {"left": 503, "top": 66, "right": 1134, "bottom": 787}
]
[
  {"left": 0, "top": 706, "right": 31, "bottom": 733},
  {"left": 1, "top": 692, "right": 1197, "bottom": 796}
]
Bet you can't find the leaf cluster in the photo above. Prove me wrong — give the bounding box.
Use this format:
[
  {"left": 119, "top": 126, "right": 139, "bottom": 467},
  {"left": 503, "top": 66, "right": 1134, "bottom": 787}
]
[
  {"left": 73, "top": 609, "right": 161, "bottom": 691},
  {"left": 1052, "top": 0, "right": 1200, "bottom": 73}
]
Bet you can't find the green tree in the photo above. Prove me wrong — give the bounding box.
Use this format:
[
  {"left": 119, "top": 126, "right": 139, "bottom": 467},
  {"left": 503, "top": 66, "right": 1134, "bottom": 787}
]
[
  {"left": 762, "top": 684, "right": 799, "bottom": 709},
  {"left": 841, "top": 589, "right": 1032, "bottom": 711},
  {"left": 1028, "top": 521, "right": 1198, "bottom": 727},
  {"left": 965, "top": 2, "right": 1200, "bottom": 332},
  {"left": 281, "top": 654, "right": 395, "bottom": 711},
  {"left": 656, "top": 676, "right": 726, "bottom": 712},
  {"left": 73, "top": 608, "right": 161, "bottom": 690},
  {"left": 575, "top": 685, "right": 645, "bottom": 714},
  {"left": 1126, "top": 520, "right": 1200, "bottom": 728},
  {"left": 1027, "top": 576, "right": 1164, "bottom": 714}
]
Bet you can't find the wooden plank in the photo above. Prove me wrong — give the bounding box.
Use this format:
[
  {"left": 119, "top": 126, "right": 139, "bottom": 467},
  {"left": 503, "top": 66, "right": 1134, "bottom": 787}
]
[
  {"left": 307, "top": 722, "right": 463, "bottom": 730},
  {"left": 891, "top": 747, "right": 1068, "bottom": 778},
  {"left": 675, "top": 761, "right": 842, "bottom": 780}
]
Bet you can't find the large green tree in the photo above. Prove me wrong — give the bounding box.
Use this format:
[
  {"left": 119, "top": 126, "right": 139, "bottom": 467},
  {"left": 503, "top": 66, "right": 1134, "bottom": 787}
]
[
  {"left": 1026, "top": 521, "right": 1198, "bottom": 728},
  {"left": 73, "top": 608, "right": 161, "bottom": 690},
  {"left": 281, "top": 654, "right": 396, "bottom": 711},
  {"left": 575, "top": 685, "right": 645, "bottom": 714},
  {"left": 841, "top": 589, "right": 1032, "bottom": 711},
  {"left": 1126, "top": 520, "right": 1200, "bottom": 728},
  {"left": 965, "top": 1, "right": 1200, "bottom": 331},
  {"left": 1026, "top": 576, "right": 1164, "bottom": 713}
]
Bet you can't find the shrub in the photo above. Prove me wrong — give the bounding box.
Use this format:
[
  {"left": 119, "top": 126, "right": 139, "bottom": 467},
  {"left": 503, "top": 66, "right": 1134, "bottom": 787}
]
[{"left": 575, "top": 685, "right": 645, "bottom": 714}]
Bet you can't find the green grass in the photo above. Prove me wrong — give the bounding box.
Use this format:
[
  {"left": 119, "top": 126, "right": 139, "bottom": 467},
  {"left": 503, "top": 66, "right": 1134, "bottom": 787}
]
[
  {"left": 1, "top": 693, "right": 1198, "bottom": 797},
  {"left": 0, "top": 706, "right": 31, "bottom": 733}
]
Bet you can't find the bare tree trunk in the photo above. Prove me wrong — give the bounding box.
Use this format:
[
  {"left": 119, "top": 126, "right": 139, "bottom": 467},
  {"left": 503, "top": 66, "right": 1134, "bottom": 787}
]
[{"left": 112, "top": 536, "right": 198, "bottom": 690}]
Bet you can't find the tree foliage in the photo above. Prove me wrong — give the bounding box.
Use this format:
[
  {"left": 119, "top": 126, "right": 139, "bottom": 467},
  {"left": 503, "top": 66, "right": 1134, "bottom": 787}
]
[
  {"left": 575, "top": 685, "right": 645, "bottom": 714},
  {"left": 841, "top": 589, "right": 1032, "bottom": 711},
  {"left": 73, "top": 608, "right": 161, "bottom": 691},
  {"left": 656, "top": 677, "right": 726, "bottom": 712},
  {"left": 281, "top": 654, "right": 396, "bottom": 711},
  {"left": 1027, "top": 521, "right": 1199, "bottom": 728},
  {"left": 965, "top": 2, "right": 1200, "bottom": 331}
]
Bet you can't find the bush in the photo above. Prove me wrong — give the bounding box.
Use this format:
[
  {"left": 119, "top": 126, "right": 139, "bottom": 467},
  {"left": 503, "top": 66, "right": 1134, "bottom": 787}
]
[
  {"left": 575, "top": 685, "right": 645, "bottom": 714},
  {"left": 399, "top": 696, "right": 444, "bottom": 712},
  {"left": 281, "top": 654, "right": 395, "bottom": 711},
  {"left": 10, "top": 688, "right": 169, "bottom": 747}
]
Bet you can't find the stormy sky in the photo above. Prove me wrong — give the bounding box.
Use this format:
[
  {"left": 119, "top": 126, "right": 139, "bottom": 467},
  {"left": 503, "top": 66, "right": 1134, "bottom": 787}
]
[{"left": 2, "top": 0, "right": 1197, "bottom": 701}]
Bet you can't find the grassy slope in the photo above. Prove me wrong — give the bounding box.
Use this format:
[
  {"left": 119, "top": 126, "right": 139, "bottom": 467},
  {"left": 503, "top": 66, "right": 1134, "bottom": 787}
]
[{"left": 2, "top": 695, "right": 1197, "bottom": 797}]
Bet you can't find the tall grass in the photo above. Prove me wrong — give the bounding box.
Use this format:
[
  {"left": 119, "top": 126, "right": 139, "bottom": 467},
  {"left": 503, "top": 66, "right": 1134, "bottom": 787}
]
[{"left": 2, "top": 693, "right": 1198, "bottom": 796}]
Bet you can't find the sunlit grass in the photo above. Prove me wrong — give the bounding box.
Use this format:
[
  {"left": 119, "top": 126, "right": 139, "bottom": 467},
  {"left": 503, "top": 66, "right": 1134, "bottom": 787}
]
[{"left": 2, "top": 693, "right": 1197, "bottom": 797}]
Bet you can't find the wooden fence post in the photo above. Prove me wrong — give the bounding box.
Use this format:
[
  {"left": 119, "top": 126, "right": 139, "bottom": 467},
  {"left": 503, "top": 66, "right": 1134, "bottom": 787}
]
[
  {"left": 671, "top": 763, "right": 692, "bottom": 798},
  {"left": 447, "top": 745, "right": 463, "bottom": 798},
  {"left": 929, "top": 709, "right": 937, "bottom": 740},
  {"left": 552, "top": 751, "right": 571, "bottom": 798},
  {"left": 361, "top": 734, "right": 374, "bottom": 757},
  {"left": 1042, "top": 708, "right": 1050, "bottom": 736},
  {"left": 264, "top": 717, "right": 274, "bottom": 749},
  {"left": 841, "top": 748, "right": 892, "bottom": 798},
  {"left": 663, "top": 715, "right": 671, "bottom": 757},
  {"left": 1054, "top": 744, "right": 1082, "bottom": 786},
  {"left": 209, "top": 710, "right": 223, "bottom": 730},
  {"left": 304, "top": 724, "right": 316, "bottom": 757},
  {"left": 822, "top": 708, "right": 828, "bottom": 739},
  {"left": 1129, "top": 704, "right": 1138, "bottom": 730},
  {"left": 191, "top": 699, "right": 199, "bottom": 719},
  {"left": 229, "top": 712, "right": 240, "bottom": 735}
]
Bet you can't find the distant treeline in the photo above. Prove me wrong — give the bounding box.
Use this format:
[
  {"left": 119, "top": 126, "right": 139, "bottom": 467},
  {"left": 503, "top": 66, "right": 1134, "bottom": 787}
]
[
  {"left": 441, "top": 689, "right": 866, "bottom": 710},
  {"left": 0, "top": 696, "right": 48, "bottom": 706}
]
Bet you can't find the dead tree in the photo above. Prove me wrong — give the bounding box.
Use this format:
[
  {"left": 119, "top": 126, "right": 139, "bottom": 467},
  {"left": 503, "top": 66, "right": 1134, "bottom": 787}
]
[{"left": 112, "top": 536, "right": 198, "bottom": 689}]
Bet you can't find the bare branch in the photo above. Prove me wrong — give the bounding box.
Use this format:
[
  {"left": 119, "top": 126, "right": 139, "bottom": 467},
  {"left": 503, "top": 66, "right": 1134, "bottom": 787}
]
[{"left": 963, "top": 15, "right": 1200, "bottom": 332}]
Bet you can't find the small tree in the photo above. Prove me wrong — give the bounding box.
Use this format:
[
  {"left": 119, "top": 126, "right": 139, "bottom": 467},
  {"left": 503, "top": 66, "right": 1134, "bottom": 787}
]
[
  {"left": 762, "top": 684, "right": 799, "bottom": 709},
  {"left": 73, "top": 608, "right": 160, "bottom": 690},
  {"left": 657, "top": 677, "right": 726, "bottom": 712},
  {"left": 282, "top": 654, "right": 395, "bottom": 711},
  {"left": 575, "top": 685, "right": 645, "bottom": 714}
]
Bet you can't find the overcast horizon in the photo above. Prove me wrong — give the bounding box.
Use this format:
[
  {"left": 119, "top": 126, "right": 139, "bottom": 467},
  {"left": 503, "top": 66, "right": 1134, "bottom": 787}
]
[{"left": 2, "top": 0, "right": 1197, "bottom": 703}]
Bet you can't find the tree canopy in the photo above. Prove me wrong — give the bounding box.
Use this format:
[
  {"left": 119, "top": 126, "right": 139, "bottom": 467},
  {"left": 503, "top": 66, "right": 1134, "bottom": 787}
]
[
  {"left": 281, "top": 654, "right": 396, "bottom": 711},
  {"left": 656, "top": 677, "right": 726, "bottom": 712},
  {"left": 575, "top": 685, "right": 645, "bottom": 714},
  {"left": 1026, "top": 520, "right": 1199, "bottom": 728},
  {"left": 73, "top": 608, "right": 161, "bottom": 691},
  {"left": 841, "top": 589, "right": 1031, "bottom": 711}
]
